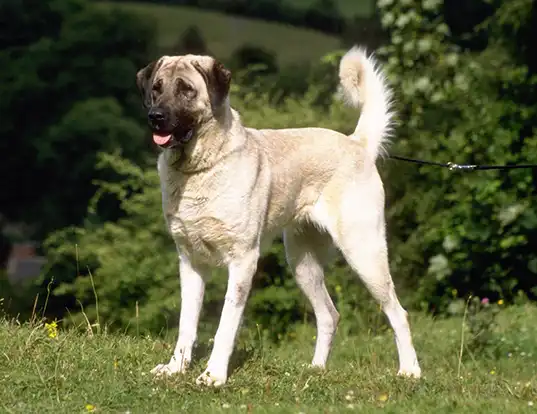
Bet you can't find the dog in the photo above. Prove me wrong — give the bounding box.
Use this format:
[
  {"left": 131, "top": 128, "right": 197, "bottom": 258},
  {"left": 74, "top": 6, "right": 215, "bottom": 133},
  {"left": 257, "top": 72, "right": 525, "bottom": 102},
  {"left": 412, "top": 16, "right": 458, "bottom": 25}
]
[{"left": 135, "top": 46, "right": 421, "bottom": 387}]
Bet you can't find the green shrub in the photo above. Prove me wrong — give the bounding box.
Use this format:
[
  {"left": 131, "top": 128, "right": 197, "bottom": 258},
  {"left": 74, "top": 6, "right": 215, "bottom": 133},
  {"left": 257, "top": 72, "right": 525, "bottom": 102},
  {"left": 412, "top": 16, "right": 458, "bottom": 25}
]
[{"left": 377, "top": 0, "right": 537, "bottom": 312}]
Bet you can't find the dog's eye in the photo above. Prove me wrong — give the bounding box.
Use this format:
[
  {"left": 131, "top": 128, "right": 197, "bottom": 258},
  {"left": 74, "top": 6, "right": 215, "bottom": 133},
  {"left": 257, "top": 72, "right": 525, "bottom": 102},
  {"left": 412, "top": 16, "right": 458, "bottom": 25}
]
[
  {"left": 152, "top": 79, "right": 163, "bottom": 93},
  {"left": 177, "top": 78, "right": 196, "bottom": 98}
]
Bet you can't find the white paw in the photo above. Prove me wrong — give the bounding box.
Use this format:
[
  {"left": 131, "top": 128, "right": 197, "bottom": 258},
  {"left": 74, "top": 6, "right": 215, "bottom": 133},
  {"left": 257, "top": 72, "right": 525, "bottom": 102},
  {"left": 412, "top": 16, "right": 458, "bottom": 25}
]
[
  {"left": 151, "top": 358, "right": 189, "bottom": 377},
  {"left": 397, "top": 366, "right": 421, "bottom": 379},
  {"left": 195, "top": 369, "right": 227, "bottom": 387},
  {"left": 308, "top": 362, "right": 326, "bottom": 370}
]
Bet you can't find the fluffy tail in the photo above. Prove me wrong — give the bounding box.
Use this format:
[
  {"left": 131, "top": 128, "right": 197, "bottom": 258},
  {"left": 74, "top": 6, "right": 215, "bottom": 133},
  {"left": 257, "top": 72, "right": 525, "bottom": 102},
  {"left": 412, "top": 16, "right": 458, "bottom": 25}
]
[{"left": 338, "top": 46, "right": 394, "bottom": 161}]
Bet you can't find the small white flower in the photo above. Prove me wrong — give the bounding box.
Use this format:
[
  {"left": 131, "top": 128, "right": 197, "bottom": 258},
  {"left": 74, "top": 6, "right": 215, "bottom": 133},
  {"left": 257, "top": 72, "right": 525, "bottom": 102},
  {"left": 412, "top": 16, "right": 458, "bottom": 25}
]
[{"left": 222, "top": 403, "right": 230, "bottom": 409}]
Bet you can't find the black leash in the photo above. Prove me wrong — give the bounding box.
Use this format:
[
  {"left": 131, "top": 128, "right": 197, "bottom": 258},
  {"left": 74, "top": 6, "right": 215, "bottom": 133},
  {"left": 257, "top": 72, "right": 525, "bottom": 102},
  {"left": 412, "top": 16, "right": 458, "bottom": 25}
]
[{"left": 389, "top": 155, "right": 537, "bottom": 171}]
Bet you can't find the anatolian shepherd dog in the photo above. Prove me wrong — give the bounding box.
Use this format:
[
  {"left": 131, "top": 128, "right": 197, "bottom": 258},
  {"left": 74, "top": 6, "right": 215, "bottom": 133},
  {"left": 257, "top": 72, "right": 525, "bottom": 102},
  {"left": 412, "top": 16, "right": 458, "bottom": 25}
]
[{"left": 135, "top": 46, "right": 421, "bottom": 386}]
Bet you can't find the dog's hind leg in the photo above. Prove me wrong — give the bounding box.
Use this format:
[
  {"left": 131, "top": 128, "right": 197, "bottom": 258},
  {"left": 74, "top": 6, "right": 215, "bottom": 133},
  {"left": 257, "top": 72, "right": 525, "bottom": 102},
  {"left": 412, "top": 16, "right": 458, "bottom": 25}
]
[
  {"left": 284, "top": 225, "right": 339, "bottom": 368},
  {"left": 312, "top": 177, "right": 421, "bottom": 378}
]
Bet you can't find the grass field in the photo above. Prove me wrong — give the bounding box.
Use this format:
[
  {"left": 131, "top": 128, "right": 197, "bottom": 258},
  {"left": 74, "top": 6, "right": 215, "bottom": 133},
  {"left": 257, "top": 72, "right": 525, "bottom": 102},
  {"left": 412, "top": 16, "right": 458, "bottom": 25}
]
[
  {"left": 96, "top": 2, "right": 343, "bottom": 66},
  {"left": 292, "top": 0, "right": 375, "bottom": 17},
  {"left": 1, "top": 304, "right": 536, "bottom": 413}
]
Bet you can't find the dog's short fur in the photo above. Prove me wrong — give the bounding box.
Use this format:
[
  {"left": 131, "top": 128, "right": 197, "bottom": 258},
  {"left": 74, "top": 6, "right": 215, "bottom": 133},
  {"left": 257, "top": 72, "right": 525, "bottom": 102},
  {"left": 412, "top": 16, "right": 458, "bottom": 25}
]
[{"left": 136, "top": 46, "right": 421, "bottom": 386}]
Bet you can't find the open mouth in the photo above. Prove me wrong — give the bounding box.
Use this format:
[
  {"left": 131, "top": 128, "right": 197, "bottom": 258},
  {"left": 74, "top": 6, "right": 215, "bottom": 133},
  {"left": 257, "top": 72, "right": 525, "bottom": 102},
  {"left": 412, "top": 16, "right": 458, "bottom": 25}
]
[{"left": 152, "top": 128, "right": 194, "bottom": 148}]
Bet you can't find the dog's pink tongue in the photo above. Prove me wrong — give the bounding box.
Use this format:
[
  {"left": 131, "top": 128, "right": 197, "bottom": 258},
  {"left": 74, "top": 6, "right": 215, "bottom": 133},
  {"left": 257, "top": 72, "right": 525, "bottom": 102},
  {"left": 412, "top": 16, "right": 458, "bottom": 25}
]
[{"left": 153, "top": 134, "right": 172, "bottom": 146}]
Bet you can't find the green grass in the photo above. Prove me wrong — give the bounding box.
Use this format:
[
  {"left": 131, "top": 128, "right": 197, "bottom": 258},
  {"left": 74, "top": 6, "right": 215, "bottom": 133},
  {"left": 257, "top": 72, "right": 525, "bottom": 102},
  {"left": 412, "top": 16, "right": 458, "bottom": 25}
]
[
  {"left": 1, "top": 304, "right": 536, "bottom": 413},
  {"left": 96, "top": 2, "right": 342, "bottom": 66},
  {"left": 291, "top": 0, "right": 375, "bottom": 17}
]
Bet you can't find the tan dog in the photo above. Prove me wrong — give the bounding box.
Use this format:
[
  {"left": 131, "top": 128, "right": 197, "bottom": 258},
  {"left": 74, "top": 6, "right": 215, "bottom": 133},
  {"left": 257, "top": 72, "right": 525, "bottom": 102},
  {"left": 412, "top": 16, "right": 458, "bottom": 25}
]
[{"left": 136, "top": 46, "right": 421, "bottom": 386}]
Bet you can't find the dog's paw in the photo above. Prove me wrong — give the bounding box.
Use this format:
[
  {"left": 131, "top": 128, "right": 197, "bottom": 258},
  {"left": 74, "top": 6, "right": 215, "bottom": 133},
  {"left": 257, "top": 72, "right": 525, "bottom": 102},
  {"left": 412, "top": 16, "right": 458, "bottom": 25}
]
[
  {"left": 397, "top": 366, "right": 421, "bottom": 379},
  {"left": 195, "top": 369, "right": 227, "bottom": 387},
  {"left": 151, "top": 360, "right": 188, "bottom": 377},
  {"left": 307, "top": 362, "right": 326, "bottom": 370}
]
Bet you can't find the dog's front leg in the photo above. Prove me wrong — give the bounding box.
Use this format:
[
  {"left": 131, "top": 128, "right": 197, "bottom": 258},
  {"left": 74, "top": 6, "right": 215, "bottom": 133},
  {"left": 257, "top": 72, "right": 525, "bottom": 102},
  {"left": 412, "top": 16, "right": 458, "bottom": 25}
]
[
  {"left": 152, "top": 254, "right": 207, "bottom": 377},
  {"left": 196, "top": 250, "right": 259, "bottom": 387}
]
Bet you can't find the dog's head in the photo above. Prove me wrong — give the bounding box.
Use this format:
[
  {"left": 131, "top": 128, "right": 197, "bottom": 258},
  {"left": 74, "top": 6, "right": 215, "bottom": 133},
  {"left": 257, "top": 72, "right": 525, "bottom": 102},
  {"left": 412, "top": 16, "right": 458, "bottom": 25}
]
[{"left": 136, "top": 55, "right": 231, "bottom": 148}]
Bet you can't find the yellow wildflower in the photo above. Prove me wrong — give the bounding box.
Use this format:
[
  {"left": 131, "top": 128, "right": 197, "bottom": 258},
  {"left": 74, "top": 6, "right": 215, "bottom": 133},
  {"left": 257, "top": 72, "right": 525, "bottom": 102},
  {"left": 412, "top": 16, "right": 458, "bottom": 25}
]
[
  {"left": 497, "top": 299, "right": 504, "bottom": 305},
  {"left": 377, "top": 393, "right": 389, "bottom": 402},
  {"left": 45, "top": 321, "right": 58, "bottom": 339},
  {"left": 85, "top": 404, "right": 96, "bottom": 412}
]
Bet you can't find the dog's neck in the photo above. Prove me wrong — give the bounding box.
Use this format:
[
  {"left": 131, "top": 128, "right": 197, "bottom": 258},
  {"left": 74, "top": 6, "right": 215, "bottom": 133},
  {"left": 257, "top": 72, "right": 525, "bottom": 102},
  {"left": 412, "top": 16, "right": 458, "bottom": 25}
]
[{"left": 164, "top": 106, "right": 245, "bottom": 174}]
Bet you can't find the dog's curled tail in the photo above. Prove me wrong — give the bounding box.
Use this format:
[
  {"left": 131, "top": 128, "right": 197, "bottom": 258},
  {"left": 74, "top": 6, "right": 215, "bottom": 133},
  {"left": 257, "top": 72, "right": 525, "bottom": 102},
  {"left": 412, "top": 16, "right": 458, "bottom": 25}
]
[{"left": 338, "top": 47, "right": 394, "bottom": 162}]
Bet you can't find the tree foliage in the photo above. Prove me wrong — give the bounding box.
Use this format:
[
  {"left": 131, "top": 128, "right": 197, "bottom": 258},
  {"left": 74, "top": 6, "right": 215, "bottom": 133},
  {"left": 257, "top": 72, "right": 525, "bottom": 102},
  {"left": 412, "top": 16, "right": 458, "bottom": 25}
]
[
  {"left": 377, "top": 0, "right": 537, "bottom": 310},
  {"left": 172, "top": 26, "right": 209, "bottom": 56},
  {"left": 0, "top": 0, "right": 155, "bottom": 238}
]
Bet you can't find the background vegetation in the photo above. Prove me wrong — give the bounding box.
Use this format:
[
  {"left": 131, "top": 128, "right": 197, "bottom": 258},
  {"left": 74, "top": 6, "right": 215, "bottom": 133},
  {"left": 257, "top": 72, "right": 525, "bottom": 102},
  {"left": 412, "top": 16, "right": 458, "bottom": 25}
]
[{"left": 1, "top": 0, "right": 536, "bottom": 410}]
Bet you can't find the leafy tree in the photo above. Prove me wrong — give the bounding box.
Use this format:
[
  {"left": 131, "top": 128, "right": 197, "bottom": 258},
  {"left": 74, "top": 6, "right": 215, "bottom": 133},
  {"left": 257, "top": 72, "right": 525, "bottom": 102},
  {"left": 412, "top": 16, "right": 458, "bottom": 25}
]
[
  {"left": 376, "top": 0, "right": 537, "bottom": 310},
  {"left": 229, "top": 45, "right": 279, "bottom": 82},
  {"left": 0, "top": 0, "right": 156, "bottom": 239},
  {"left": 171, "top": 26, "right": 209, "bottom": 56},
  {"left": 304, "top": 0, "right": 345, "bottom": 34}
]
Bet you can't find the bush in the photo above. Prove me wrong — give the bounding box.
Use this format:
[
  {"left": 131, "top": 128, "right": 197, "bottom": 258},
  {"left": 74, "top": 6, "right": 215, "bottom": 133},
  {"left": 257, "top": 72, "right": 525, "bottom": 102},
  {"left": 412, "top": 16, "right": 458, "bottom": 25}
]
[
  {"left": 171, "top": 25, "right": 209, "bottom": 55},
  {"left": 377, "top": 0, "right": 537, "bottom": 311},
  {"left": 229, "top": 45, "right": 278, "bottom": 74},
  {"left": 0, "top": 0, "right": 156, "bottom": 239}
]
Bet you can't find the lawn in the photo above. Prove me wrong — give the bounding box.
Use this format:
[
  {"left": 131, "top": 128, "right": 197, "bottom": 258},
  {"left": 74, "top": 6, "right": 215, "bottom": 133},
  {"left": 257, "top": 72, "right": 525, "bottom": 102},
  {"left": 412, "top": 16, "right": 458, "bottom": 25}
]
[
  {"left": 95, "top": 2, "right": 342, "bottom": 66},
  {"left": 1, "top": 303, "right": 536, "bottom": 413}
]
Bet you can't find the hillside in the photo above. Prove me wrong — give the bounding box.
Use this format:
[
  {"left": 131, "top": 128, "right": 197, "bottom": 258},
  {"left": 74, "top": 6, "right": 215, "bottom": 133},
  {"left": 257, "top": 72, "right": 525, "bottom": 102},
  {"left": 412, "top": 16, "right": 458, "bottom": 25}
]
[
  {"left": 95, "top": 2, "right": 343, "bottom": 66},
  {"left": 292, "top": 0, "right": 375, "bottom": 17}
]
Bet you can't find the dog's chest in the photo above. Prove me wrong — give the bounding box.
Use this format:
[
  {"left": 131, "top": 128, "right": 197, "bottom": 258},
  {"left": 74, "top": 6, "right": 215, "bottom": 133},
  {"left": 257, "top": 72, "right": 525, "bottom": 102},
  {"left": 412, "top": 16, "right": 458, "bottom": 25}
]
[{"left": 164, "top": 182, "right": 237, "bottom": 265}]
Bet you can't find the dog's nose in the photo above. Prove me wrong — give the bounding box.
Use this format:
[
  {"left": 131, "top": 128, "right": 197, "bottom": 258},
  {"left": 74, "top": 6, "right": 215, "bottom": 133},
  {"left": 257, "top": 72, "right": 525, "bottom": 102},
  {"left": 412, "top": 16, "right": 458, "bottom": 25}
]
[{"left": 148, "top": 108, "right": 167, "bottom": 125}]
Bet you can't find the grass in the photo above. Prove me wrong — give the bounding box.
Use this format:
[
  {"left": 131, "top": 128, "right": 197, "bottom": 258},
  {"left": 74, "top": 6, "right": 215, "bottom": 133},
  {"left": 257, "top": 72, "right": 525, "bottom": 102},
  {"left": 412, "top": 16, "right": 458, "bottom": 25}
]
[
  {"left": 1, "top": 304, "right": 536, "bottom": 413},
  {"left": 291, "top": 0, "right": 375, "bottom": 17},
  {"left": 96, "top": 2, "right": 342, "bottom": 66}
]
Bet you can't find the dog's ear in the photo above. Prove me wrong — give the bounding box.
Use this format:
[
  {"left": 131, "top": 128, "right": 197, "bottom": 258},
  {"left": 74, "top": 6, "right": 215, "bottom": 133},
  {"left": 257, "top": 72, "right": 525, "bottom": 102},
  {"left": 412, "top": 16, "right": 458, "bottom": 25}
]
[
  {"left": 136, "top": 59, "right": 161, "bottom": 108},
  {"left": 193, "top": 59, "right": 232, "bottom": 110}
]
